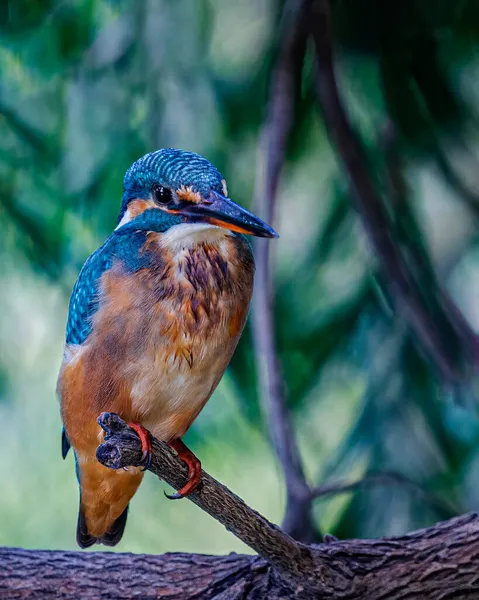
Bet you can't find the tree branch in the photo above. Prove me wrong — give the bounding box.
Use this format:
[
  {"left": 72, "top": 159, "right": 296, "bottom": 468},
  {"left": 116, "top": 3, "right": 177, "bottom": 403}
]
[
  {"left": 252, "top": 0, "right": 315, "bottom": 543},
  {"left": 3, "top": 417, "right": 479, "bottom": 599},
  {"left": 0, "top": 548, "right": 294, "bottom": 600},
  {"left": 309, "top": 0, "right": 478, "bottom": 382},
  {"left": 96, "top": 413, "right": 315, "bottom": 587}
]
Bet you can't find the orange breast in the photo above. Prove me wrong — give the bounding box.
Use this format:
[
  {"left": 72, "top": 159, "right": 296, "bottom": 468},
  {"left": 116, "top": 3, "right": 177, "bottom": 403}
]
[{"left": 59, "top": 231, "right": 255, "bottom": 446}]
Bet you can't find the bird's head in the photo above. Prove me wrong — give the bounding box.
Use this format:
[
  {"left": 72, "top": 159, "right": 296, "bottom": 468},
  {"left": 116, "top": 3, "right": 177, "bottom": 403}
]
[{"left": 118, "top": 148, "right": 278, "bottom": 238}]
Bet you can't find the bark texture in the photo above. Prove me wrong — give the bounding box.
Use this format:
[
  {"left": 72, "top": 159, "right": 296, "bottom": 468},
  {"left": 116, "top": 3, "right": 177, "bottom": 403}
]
[
  {"left": 3, "top": 514, "right": 479, "bottom": 599},
  {"left": 3, "top": 414, "right": 478, "bottom": 599},
  {"left": 95, "top": 412, "right": 311, "bottom": 584},
  {"left": 0, "top": 549, "right": 290, "bottom": 600}
]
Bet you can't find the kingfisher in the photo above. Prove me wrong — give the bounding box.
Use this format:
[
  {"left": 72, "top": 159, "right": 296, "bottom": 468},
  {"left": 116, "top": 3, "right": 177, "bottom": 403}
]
[{"left": 57, "top": 148, "right": 277, "bottom": 548}]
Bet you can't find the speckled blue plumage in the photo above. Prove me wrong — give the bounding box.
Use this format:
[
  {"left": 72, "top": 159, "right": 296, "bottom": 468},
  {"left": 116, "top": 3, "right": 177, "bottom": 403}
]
[
  {"left": 120, "top": 148, "right": 225, "bottom": 221},
  {"left": 66, "top": 240, "right": 115, "bottom": 345},
  {"left": 66, "top": 209, "right": 182, "bottom": 345}
]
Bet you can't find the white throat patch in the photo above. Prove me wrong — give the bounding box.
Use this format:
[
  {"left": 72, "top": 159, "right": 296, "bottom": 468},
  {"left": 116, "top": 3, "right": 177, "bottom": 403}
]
[
  {"left": 115, "top": 208, "right": 133, "bottom": 230},
  {"left": 159, "top": 223, "right": 232, "bottom": 252}
]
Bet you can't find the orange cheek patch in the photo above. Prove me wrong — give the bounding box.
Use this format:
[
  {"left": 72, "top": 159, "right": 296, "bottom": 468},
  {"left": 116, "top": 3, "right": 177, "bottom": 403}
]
[
  {"left": 128, "top": 199, "right": 157, "bottom": 217},
  {"left": 207, "top": 218, "right": 253, "bottom": 235}
]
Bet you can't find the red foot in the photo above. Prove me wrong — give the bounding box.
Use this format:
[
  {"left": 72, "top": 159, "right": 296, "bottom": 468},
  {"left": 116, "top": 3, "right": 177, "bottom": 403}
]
[
  {"left": 128, "top": 422, "right": 152, "bottom": 471},
  {"left": 165, "top": 438, "right": 202, "bottom": 499}
]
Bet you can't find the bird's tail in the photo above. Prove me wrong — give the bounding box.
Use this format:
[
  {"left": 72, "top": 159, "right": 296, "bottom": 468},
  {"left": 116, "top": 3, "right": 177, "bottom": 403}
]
[
  {"left": 77, "top": 503, "right": 129, "bottom": 548},
  {"left": 76, "top": 459, "right": 143, "bottom": 548}
]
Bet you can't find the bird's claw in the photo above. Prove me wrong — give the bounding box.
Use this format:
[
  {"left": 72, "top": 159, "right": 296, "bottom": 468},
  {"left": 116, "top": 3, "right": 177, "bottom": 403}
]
[
  {"left": 164, "top": 490, "right": 184, "bottom": 500},
  {"left": 140, "top": 450, "right": 152, "bottom": 471},
  {"left": 165, "top": 438, "right": 202, "bottom": 500},
  {"left": 127, "top": 422, "right": 152, "bottom": 471},
  {"left": 163, "top": 471, "right": 198, "bottom": 500}
]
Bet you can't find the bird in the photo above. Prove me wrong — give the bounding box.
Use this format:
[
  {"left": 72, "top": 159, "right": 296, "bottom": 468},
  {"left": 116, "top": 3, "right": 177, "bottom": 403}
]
[{"left": 57, "top": 148, "right": 278, "bottom": 548}]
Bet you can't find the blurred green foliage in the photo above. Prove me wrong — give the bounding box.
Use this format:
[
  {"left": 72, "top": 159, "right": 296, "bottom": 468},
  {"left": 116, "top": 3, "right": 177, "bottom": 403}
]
[{"left": 2, "top": 0, "right": 479, "bottom": 553}]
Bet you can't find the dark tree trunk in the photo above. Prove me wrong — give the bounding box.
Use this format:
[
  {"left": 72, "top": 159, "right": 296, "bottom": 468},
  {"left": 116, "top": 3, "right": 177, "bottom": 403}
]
[
  {"left": 3, "top": 415, "right": 479, "bottom": 599},
  {"left": 1, "top": 549, "right": 292, "bottom": 600},
  {"left": 3, "top": 511, "right": 479, "bottom": 600}
]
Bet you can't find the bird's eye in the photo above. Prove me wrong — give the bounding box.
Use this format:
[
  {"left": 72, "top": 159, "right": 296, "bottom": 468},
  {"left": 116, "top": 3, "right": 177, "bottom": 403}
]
[{"left": 152, "top": 184, "right": 172, "bottom": 205}]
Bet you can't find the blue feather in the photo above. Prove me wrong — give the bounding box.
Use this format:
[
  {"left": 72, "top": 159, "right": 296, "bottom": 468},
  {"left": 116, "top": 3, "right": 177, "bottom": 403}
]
[
  {"left": 62, "top": 427, "right": 71, "bottom": 459},
  {"left": 66, "top": 208, "right": 182, "bottom": 346},
  {"left": 66, "top": 239, "right": 114, "bottom": 345}
]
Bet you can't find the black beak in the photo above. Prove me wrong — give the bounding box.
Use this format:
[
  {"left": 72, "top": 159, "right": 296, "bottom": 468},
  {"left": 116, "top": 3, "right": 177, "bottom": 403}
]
[{"left": 176, "top": 191, "right": 279, "bottom": 238}]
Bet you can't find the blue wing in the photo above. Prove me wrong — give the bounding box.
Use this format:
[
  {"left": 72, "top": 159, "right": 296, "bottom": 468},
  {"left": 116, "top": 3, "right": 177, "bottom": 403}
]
[
  {"left": 65, "top": 228, "right": 152, "bottom": 346},
  {"left": 65, "top": 240, "right": 114, "bottom": 345},
  {"left": 62, "top": 227, "right": 153, "bottom": 463},
  {"left": 62, "top": 239, "right": 116, "bottom": 460}
]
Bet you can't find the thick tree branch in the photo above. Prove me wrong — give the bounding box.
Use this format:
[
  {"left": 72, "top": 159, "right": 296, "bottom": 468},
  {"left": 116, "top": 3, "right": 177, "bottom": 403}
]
[
  {"left": 252, "top": 0, "right": 315, "bottom": 543},
  {"left": 309, "top": 0, "right": 478, "bottom": 382},
  {"left": 3, "top": 419, "right": 479, "bottom": 598},
  {"left": 0, "top": 548, "right": 294, "bottom": 600}
]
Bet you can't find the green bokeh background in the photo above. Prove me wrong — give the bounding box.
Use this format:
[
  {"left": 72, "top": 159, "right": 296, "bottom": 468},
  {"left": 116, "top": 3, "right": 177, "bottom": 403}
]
[{"left": 2, "top": 0, "right": 479, "bottom": 554}]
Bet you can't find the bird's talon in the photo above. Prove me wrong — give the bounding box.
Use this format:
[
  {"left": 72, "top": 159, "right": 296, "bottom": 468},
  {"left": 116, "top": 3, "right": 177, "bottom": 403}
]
[
  {"left": 141, "top": 451, "right": 152, "bottom": 472},
  {"left": 164, "top": 490, "right": 184, "bottom": 500},
  {"left": 167, "top": 438, "right": 202, "bottom": 499},
  {"left": 127, "top": 422, "right": 152, "bottom": 470}
]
